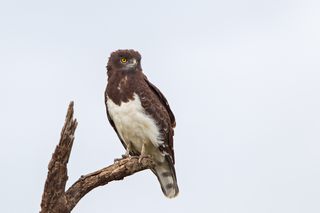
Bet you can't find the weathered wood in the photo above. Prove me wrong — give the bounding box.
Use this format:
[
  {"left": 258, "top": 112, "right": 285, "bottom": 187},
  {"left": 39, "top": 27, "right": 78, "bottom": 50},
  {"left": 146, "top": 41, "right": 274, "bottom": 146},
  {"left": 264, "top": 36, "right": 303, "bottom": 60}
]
[
  {"left": 40, "top": 102, "right": 155, "bottom": 213},
  {"left": 65, "top": 156, "right": 154, "bottom": 212}
]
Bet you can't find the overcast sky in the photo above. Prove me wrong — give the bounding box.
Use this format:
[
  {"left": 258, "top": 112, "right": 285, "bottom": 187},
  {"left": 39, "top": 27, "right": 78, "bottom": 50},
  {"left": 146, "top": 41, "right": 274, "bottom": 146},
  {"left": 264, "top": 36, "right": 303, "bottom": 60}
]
[{"left": 1, "top": 0, "right": 320, "bottom": 212}]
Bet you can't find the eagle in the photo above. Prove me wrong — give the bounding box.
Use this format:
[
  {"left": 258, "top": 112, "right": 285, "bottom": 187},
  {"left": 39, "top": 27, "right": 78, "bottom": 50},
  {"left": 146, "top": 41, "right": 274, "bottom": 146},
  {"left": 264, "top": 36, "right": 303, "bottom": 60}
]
[{"left": 104, "top": 49, "right": 179, "bottom": 198}]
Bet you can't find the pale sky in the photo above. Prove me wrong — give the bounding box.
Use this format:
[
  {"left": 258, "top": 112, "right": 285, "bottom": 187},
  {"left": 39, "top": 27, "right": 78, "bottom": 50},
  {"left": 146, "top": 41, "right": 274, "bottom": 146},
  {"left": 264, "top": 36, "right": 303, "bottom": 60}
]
[{"left": 1, "top": 0, "right": 320, "bottom": 212}]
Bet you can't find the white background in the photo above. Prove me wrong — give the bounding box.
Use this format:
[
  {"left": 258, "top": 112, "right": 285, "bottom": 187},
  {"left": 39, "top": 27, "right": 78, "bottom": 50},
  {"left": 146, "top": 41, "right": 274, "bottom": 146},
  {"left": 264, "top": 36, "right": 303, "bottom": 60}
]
[{"left": 1, "top": 0, "right": 320, "bottom": 212}]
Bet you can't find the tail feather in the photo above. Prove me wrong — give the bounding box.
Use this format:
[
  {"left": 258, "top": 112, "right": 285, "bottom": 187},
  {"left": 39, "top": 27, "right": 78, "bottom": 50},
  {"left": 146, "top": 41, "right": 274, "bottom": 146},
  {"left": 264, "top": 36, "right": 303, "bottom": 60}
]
[{"left": 152, "top": 161, "right": 179, "bottom": 198}]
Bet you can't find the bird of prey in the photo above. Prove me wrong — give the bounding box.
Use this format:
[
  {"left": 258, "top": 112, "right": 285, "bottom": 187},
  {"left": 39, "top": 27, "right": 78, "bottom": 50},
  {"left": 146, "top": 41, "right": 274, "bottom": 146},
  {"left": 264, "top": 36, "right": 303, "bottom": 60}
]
[{"left": 104, "top": 49, "right": 179, "bottom": 198}]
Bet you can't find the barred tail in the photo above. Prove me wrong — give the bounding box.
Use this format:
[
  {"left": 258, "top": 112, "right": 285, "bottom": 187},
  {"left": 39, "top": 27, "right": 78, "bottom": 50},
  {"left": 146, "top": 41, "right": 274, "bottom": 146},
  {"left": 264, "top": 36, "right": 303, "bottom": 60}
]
[{"left": 152, "top": 161, "right": 179, "bottom": 198}]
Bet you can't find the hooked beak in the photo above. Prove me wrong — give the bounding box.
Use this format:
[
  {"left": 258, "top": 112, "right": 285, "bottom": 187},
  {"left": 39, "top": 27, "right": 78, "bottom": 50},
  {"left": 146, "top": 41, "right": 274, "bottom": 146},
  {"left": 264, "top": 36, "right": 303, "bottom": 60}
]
[{"left": 128, "top": 58, "right": 137, "bottom": 67}]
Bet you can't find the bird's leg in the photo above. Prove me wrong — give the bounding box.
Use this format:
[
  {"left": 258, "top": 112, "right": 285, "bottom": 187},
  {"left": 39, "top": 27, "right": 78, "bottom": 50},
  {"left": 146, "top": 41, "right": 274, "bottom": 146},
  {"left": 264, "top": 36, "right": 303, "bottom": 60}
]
[
  {"left": 114, "top": 142, "right": 132, "bottom": 162},
  {"left": 123, "top": 142, "right": 132, "bottom": 158},
  {"left": 139, "top": 142, "right": 150, "bottom": 163}
]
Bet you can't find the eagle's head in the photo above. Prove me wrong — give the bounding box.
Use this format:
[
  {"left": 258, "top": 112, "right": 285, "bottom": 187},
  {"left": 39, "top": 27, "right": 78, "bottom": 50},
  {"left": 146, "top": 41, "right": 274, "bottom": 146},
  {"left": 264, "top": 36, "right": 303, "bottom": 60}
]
[{"left": 107, "top": 49, "right": 142, "bottom": 75}]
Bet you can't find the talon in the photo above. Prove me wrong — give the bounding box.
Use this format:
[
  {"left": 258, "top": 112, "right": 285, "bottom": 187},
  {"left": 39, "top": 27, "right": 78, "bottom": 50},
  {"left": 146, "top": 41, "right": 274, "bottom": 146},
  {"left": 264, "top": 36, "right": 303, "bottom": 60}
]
[
  {"left": 113, "top": 155, "right": 127, "bottom": 163},
  {"left": 122, "top": 154, "right": 130, "bottom": 158},
  {"left": 139, "top": 155, "right": 151, "bottom": 163},
  {"left": 113, "top": 157, "right": 122, "bottom": 163}
]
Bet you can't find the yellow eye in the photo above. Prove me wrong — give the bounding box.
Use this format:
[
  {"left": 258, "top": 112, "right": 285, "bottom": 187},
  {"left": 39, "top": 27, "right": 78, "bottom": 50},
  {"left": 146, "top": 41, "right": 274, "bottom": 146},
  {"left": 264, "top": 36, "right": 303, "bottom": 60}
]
[{"left": 120, "top": 57, "right": 127, "bottom": 63}]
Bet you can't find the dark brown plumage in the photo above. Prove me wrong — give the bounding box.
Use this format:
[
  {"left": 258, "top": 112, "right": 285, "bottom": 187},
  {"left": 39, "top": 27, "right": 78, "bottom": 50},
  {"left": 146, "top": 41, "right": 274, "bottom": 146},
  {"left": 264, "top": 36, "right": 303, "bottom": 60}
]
[{"left": 105, "top": 49, "right": 179, "bottom": 198}]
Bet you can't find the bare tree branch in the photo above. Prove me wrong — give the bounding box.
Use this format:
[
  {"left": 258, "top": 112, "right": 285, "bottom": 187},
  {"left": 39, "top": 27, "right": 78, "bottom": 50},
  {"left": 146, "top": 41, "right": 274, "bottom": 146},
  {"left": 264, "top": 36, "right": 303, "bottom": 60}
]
[
  {"left": 40, "top": 102, "right": 155, "bottom": 213},
  {"left": 40, "top": 101, "right": 77, "bottom": 213},
  {"left": 65, "top": 156, "right": 154, "bottom": 211}
]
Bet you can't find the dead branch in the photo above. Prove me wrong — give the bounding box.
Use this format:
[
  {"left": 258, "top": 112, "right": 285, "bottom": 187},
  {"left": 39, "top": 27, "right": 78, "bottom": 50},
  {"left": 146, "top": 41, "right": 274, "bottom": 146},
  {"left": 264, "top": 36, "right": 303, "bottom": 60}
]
[{"left": 40, "top": 102, "right": 155, "bottom": 213}]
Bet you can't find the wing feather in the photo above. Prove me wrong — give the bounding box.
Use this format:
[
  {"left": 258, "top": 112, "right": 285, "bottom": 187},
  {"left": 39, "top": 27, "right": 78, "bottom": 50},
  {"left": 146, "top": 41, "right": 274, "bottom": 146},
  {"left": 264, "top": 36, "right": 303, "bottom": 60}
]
[
  {"left": 143, "top": 75, "right": 176, "bottom": 127},
  {"left": 143, "top": 75, "right": 176, "bottom": 163}
]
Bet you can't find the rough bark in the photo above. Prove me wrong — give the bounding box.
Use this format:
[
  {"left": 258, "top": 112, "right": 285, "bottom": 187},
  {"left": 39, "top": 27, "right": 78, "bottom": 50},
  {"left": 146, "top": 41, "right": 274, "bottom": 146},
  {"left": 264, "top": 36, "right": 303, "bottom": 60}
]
[{"left": 40, "top": 102, "right": 155, "bottom": 213}]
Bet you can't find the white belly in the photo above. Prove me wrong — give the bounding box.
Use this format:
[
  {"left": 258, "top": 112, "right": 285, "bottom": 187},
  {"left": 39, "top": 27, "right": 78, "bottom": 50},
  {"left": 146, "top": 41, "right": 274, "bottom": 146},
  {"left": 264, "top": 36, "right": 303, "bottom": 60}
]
[{"left": 107, "top": 93, "right": 163, "bottom": 153}]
